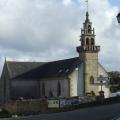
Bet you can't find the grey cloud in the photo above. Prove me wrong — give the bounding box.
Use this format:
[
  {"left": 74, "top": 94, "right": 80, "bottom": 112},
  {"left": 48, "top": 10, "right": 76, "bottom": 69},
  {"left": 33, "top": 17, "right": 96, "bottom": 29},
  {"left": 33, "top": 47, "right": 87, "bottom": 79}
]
[{"left": 0, "top": 0, "right": 119, "bottom": 73}]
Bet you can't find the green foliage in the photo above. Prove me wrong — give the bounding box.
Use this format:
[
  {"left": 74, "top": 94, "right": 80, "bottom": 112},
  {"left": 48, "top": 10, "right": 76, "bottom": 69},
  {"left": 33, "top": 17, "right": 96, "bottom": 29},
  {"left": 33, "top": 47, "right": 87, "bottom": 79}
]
[
  {"left": 109, "top": 71, "right": 120, "bottom": 92},
  {"left": 110, "top": 87, "right": 118, "bottom": 93},
  {"left": 109, "top": 71, "right": 120, "bottom": 78},
  {"left": 0, "top": 108, "right": 11, "bottom": 118}
]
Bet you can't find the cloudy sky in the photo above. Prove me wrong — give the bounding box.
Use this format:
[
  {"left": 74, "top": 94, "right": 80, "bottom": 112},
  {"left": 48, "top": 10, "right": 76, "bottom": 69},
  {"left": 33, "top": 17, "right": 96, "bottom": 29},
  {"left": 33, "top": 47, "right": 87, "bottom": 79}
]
[{"left": 0, "top": 0, "right": 120, "bottom": 73}]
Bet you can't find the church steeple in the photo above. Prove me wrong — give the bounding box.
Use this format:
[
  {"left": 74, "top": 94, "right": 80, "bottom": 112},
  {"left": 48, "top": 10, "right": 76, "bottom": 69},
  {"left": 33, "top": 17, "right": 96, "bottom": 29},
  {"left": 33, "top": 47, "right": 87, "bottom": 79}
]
[
  {"left": 77, "top": 12, "right": 100, "bottom": 54},
  {"left": 76, "top": 11, "right": 101, "bottom": 96},
  {"left": 85, "top": 12, "right": 89, "bottom": 22}
]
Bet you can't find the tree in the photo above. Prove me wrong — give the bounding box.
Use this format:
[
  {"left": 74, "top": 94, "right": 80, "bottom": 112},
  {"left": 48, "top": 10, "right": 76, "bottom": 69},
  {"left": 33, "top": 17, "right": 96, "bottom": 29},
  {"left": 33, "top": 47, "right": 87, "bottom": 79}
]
[{"left": 109, "top": 71, "right": 120, "bottom": 92}]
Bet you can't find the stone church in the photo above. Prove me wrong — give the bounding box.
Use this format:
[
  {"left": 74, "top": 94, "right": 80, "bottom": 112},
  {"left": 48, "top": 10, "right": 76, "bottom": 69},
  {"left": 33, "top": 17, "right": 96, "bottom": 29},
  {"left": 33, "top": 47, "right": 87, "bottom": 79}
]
[{"left": 0, "top": 12, "right": 110, "bottom": 102}]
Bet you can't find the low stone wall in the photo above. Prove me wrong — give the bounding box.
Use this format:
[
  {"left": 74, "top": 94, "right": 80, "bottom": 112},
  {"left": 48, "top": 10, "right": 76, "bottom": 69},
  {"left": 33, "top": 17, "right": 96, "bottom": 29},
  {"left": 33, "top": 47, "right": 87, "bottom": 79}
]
[
  {"left": 17, "top": 99, "right": 48, "bottom": 115},
  {"left": 1, "top": 97, "right": 120, "bottom": 117},
  {"left": 1, "top": 101, "right": 17, "bottom": 114},
  {"left": 3, "top": 101, "right": 17, "bottom": 114},
  {"left": 0, "top": 99, "right": 48, "bottom": 115},
  {"left": 0, "top": 97, "right": 100, "bottom": 115}
]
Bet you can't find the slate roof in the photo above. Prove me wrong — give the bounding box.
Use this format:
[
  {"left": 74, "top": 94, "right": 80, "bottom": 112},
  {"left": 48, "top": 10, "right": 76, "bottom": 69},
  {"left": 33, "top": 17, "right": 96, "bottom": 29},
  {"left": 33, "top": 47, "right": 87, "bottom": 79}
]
[
  {"left": 13, "top": 57, "right": 81, "bottom": 80},
  {"left": 6, "top": 61, "right": 46, "bottom": 79}
]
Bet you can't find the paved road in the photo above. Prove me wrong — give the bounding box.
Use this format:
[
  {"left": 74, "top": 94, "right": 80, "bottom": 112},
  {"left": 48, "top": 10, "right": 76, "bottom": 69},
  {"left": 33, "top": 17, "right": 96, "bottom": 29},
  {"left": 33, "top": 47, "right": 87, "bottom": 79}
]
[
  {"left": 2, "top": 103, "right": 120, "bottom": 120},
  {"left": 116, "top": 118, "right": 120, "bottom": 120}
]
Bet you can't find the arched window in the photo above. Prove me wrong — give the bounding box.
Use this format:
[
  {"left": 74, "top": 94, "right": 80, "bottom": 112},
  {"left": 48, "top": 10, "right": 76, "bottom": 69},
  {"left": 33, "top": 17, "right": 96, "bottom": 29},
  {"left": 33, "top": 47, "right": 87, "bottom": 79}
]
[
  {"left": 88, "top": 25, "right": 91, "bottom": 33},
  {"left": 42, "top": 82, "right": 45, "bottom": 96},
  {"left": 86, "top": 38, "right": 89, "bottom": 45},
  {"left": 49, "top": 90, "right": 53, "bottom": 98},
  {"left": 91, "top": 38, "right": 94, "bottom": 46},
  {"left": 57, "top": 82, "right": 61, "bottom": 97},
  {"left": 90, "top": 76, "right": 94, "bottom": 84}
]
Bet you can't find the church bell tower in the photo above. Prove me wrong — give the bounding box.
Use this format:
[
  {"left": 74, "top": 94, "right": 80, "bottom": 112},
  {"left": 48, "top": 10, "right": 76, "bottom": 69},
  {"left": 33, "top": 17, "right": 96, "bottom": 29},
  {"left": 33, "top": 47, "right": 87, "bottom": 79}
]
[{"left": 77, "top": 12, "right": 100, "bottom": 95}]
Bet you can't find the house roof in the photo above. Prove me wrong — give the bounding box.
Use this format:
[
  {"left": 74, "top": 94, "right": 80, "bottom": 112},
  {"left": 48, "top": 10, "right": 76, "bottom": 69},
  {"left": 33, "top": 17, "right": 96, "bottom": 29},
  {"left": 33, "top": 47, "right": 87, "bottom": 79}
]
[
  {"left": 6, "top": 61, "right": 46, "bottom": 79},
  {"left": 13, "top": 57, "right": 81, "bottom": 80}
]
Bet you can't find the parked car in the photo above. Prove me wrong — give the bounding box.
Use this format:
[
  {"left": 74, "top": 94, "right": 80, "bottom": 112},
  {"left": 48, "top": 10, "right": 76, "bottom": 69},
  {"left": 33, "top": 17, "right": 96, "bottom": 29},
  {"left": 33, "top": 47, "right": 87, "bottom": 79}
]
[{"left": 109, "top": 92, "right": 120, "bottom": 97}]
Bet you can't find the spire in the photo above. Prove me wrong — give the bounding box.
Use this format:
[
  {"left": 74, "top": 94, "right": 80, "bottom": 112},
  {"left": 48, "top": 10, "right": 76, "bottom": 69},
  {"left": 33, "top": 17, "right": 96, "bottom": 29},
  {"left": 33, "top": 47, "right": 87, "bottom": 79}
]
[
  {"left": 76, "top": 1, "right": 100, "bottom": 54},
  {"left": 86, "top": 11, "right": 89, "bottom": 22},
  {"left": 85, "top": 0, "right": 89, "bottom": 22},
  {"left": 5, "top": 56, "right": 7, "bottom": 63},
  {"left": 5, "top": 56, "right": 6, "bottom": 62}
]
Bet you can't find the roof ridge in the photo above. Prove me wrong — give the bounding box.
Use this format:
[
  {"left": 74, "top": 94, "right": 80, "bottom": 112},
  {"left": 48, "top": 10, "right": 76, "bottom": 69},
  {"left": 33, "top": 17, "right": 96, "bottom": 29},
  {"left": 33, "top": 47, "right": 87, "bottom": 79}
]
[
  {"left": 6, "top": 61, "right": 46, "bottom": 63},
  {"left": 47, "top": 57, "right": 79, "bottom": 63},
  {"left": 6, "top": 57, "right": 78, "bottom": 63}
]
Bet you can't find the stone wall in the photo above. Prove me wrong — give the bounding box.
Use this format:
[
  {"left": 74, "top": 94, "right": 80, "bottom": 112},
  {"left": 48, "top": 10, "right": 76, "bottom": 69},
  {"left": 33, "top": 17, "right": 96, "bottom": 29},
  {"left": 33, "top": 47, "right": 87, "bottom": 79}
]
[
  {"left": 69, "top": 69, "right": 78, "bottom": 96},
  {"left": 17, "top": 100, "right": 47, "bottom": 114},
  {"left": 11, "top": 79, "right": 40, "bottom": 99},
  {"left": 84, "top": 52, "right": 99, "bottom": 95},
  {"left": 0, "top": 100, "right": 48, "bottom": 115},
  {"left": 10, "top": 77, "right": 70, "bottom": 100},
  {"left": 1, "top": 101, "right": 17, "bottom": 114},
  {"left": 40, "top": 78, "right": 70, "bottom": 98}
]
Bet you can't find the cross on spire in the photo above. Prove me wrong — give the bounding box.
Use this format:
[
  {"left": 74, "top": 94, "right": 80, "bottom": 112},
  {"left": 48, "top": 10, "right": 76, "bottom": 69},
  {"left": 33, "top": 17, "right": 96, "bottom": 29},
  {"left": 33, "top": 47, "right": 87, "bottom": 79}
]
[
  {"left": 85, "top": 0, "right": 89, "bottom": 22},
  {"left": 85, "top": 0, "right": 89, "bottom": 12}
]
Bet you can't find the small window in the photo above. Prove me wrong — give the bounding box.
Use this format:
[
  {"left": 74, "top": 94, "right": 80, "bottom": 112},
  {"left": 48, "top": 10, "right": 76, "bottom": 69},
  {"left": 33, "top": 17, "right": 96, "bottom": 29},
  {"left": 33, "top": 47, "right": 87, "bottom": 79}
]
[
  {"left": 86, "top": 38, "right": 89, "bottom": 45},
  {"left": 88, "top": 25, "right": 91, "bottom": 33},
  {"left": 75, "top": 68, "right": 78, "bottom": 71},
  {"left": 91, "top": 38, "right": 94, "bottom": 45},
  {"left": 65, "top": 69, "right": 69, "bottom": 72},
  {"left": 57, "top": 82, "right": 61, "bottom": 97},
  {"left": 42, "top": 82, "right": 45, "bottom": 96},
  {"left": 90, "top": 76, "right": 94, "bottom": 84},
  {"left": 59, "top": 69, "right": 62, "bottom": 73},
  {"left": 49, "top": 90, "right": 53, "bottom": 98}
]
